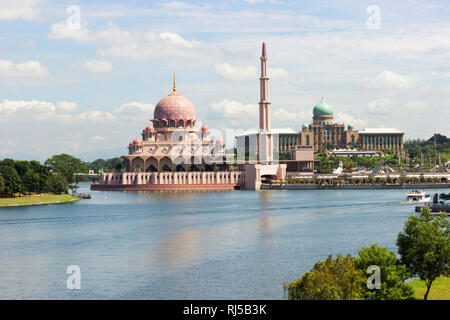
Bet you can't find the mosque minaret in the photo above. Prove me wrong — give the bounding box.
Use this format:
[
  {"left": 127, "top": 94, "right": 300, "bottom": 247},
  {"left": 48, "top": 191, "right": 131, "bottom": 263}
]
[{"left": 258, "top": 42, "right": 273, "bottom": 164}]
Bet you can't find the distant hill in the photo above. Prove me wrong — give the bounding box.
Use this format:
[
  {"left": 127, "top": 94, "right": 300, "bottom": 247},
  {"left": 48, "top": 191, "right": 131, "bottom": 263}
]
[
  {"left": 426, "top": 133, "right": 449, "bottom": 145},
  {"left": 405, "top": 134, "right": 450, "bottom": 160}
]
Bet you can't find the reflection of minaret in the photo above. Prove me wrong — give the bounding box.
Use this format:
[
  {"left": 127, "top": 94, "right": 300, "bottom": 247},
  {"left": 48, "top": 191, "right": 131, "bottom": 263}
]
[{"left": 259, "top": 42, "right": 273, "bottom": 164}]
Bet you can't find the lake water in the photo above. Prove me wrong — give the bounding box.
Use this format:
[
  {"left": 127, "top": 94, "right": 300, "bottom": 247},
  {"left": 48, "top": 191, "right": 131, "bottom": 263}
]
[{"left": 0, "top": 184, "right": 448, "bottom": 299}]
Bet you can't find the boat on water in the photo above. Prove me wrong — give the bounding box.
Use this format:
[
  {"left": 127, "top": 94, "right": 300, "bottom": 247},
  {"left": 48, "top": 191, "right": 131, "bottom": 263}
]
[
  {"left": 415, "top": 192, "right": 450, "bottom": 215},
  {"left": 401, "top": 190, "right": 431, "bottom": 204}
]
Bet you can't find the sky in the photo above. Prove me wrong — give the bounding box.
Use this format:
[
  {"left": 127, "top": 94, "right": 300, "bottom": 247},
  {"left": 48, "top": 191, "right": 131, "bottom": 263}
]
[{"left": 0, "top": 0, "right": 449, "bottom": 161}]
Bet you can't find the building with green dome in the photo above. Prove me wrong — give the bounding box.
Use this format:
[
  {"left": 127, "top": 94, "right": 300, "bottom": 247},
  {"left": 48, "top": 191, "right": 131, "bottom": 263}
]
[{"left": 278, "top": 98, "right": 405, "bottom": 156}]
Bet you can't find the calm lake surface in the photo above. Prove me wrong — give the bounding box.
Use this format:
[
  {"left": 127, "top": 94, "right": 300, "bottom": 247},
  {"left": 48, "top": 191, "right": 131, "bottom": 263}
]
[{"left": 1, "top": 184, "right": 448, "bottom": 299}]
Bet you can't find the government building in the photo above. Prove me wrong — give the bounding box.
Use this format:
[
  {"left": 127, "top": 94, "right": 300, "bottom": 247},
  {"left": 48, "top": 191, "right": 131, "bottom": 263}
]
[{"left": 277, "top": 98, "right": 405, "bottom": 157}]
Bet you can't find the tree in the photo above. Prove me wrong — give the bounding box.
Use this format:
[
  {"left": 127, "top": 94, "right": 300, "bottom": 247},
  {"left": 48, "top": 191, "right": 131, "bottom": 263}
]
[
  {"left": 14, "top": 160, "right": 30, "bottom": 177},
  {"left": 44, "top": 154, "right": 87, "bottom": 184},
  {"left": 29, "top": 160, "right": 50, "bottom": 193},
  {"left": 0, "top": 174, "right": 4, "bottom": 194},
  {"left": 284, "top": 254, "right": 366, "bottom": 300},
  {"left": 46, "top": 174, "right": 69, "bottom": 194},
  {"left": 396, "top": 208, "right": 450, "bottom": 300},
  {"left": 355, "top": 244, "right": 414, "bottom": 300},
  {"left": 0, "top": 165, "right": 22, "bottom": 197},
  {"left": 22, "top": 169, "right": 41, "bottom": 194},
  {"left": 279, "top": 151, "right": 291, "bottom": 160}
]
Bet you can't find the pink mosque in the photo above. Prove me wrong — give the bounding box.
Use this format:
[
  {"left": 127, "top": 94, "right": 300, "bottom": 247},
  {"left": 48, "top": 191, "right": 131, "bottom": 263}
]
[{"left": 91, "top": 43, "right": 287, "bottom": 191}]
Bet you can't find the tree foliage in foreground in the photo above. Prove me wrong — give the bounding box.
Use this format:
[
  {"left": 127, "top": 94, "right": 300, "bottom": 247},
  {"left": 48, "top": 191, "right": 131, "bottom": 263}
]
[
  {"left": 355, "top": 244, "right": 414, "bottom": 300},
  {"left": 284, "top": 254, "right": 366, "bottom": 300},
  {"left": 397, "top": 208, "right": 450, "bottom": 300}
]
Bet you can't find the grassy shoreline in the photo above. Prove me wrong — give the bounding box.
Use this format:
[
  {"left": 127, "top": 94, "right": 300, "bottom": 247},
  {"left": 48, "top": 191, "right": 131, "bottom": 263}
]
[
  {"left": 0, "top": 194, "right": 82, "bottom": 208},
  {"left": 408, "top": 277, "right": 450, "bottom": 300}
]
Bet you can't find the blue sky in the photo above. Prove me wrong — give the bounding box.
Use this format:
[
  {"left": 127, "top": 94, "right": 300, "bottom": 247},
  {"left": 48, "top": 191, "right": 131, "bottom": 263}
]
[{"left": 0, "top": 0, "right": 449, "bottom": 161}]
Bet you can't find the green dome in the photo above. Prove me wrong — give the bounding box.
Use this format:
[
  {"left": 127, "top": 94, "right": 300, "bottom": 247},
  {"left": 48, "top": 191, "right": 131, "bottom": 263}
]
[
  {"left": 348, "top": 124, "right": 354, "bottom": 129},
  {"left": 313, "top": 98, "right": 333, "bottom": 117},
  {"left": 302, "top": 124, "right": 308, "bottom": 129}
]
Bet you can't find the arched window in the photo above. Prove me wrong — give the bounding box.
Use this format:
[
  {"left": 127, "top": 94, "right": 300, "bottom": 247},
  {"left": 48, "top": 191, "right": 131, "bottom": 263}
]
[
  {"left": 169, "top": 120, "right": 176, "bottom": 127},
  {"left": 186, "top": 120, "right": 191, "bottom": 127},
  {"left": 177, "top": 119, "right": 184, "bottom": 127},
  {"left": 306, "top": 135, "right": 310, "bottom": 145}
]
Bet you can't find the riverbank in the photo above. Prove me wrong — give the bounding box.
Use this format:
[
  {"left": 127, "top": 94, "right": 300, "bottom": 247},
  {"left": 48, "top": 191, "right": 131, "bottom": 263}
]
[
  {"left": 0, "top": 194, "right": 81, "bottom": 207},
  {"left": 409, "top": 277, "right": 450, "bottom": 300}
]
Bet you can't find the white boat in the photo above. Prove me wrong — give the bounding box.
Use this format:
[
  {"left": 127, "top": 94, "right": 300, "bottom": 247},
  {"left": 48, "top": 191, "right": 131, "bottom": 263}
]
[{"left": 401, "top": 190, "right": 431, "bottom": 204}]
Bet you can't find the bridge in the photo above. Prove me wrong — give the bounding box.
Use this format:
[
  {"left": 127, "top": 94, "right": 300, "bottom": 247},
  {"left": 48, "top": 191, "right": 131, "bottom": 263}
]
[{"left": 74, "top": 173, "right": 100, "bottom": 181}]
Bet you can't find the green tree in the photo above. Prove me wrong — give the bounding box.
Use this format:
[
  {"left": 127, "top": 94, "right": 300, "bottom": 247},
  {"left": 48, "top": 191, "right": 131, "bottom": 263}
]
[
  {"left": 45, "top": 154, "right": 87, "bottom": 184},
  {"left": 13, "top": 160, "right": 30, "bottom": 177},
  {"left": 284, "top": 254, "right": 366, "bottom": 300},
  {"left": 0, "top": 174, "right": 4, "bottom": 194},
  {"left": 29, "top": 160, "right": 50, "bottom": 193},
  {"left": 22, "top": 169, "right": 41, "bottom": 194},
  {"left": 46, "top": 174, "right": 68, "bottom": 194},
  {"left": 0, "top": 165, "right": 22, "bottom": 197},
  {"left": 396, "top": 208, "right": 450, "bottom": 300},
  {"left": 355, "top": 244, "right": 414, "bottom": 300},
  {"left": 279, "top": 151, "right": 291, "bottom": 160}
]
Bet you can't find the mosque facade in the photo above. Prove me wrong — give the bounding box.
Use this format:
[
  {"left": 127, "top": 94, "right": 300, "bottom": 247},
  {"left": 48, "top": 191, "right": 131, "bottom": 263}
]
[
  {"left": 92, "top": 43, "right": 288, "bottom": 191},
  {"left": 122, "top": 75, "right": 231, "bottom": 174}
]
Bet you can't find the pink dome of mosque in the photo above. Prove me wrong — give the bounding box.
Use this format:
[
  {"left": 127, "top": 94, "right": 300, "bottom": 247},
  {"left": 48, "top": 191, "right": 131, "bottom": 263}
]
[
  {"left": 201, "top": 125, "right": 209, "bottom": 132},
  {"left": 216, "top": 138, "right": 224, "bottom": 145},
  {"left": 145, "top": 125, "right": 155, "bottom": 132},
  {"left": 133, "top": 138, "right": 142, "bottom": 146},
  {"left": 153, "top": 74, "right": 196, "bottom": 122}
]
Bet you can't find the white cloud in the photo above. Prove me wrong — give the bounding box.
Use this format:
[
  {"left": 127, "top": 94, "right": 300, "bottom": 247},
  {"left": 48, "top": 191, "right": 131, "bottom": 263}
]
[
  {"left": 0, "top": 99, "right": 117, "bottom": 124},
  {"left": 335, "top": 113, "right": 367, "bottom": 129},
  {"left": 215, "top": 63, "right": 257, "bottom": 81},
  {"left": 403, "top": 101, "right": 428, "bottom": 111},
  {"left": 269, "top": 67, "right": 288, "bottom": 79},
  {"left": 115, "top": 102, "right": 154, "bottom": 114},
  {"left": 368, "top": 70, "right": 415, "bottom": 90},
  {"left": 0, "top": 59, "right": 48, "bottom": 77},
  {"left": 244, "top": 0, "right": 266, "bottom": 3},
  {"left": 210, "top": 99, "right": 299, "bottom": 129},
  {"left": 0, "top": 0, "right": 42, "bottom": 20},
  {"left": 160, "top": 32, "right": 194, "bottom": 48},
  {"left": 48, "top": 22, "right": 217, "bottom": 63},
  {"left": 366, "top": 98, "right": 393, "bottom": 114},
  {"left": 56, "top": 101, "right": 77, "bottom": 113},
  {"left": 115, "top": 102, "right": 155, "bottom": 118},
  {"left": 215, "top": 63, "right": 288, "bottom": 81},
  {"left": 85, "top": 60, "right": 113, "bottom": 74},
  {"left": 211, "top": 99, "right": 258, "bottom": 119},
  {"left": 366, "top": 99, "right": 428, "bottom": 115},
  {"left": 159, "top": 1, "right": 210, "bottom": 10},
  {"left": 90, "top": 136, "right": 106, "bottom": 143},
  {"left": 77, "top": 110, "right": 115, "bottom": 123},
  {"left": 0, "top": 99, "right": 61, "bottom": 119},
  {"left": 48, "top": 21, "right": 90, "bottom": 42}
]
